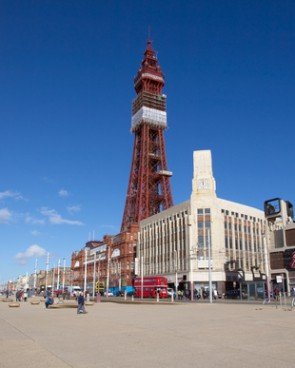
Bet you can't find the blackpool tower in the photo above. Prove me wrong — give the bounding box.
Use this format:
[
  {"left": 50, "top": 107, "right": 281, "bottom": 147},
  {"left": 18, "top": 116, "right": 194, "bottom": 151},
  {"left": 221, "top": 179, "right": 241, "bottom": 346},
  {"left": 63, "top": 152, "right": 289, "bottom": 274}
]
[{"left": 121, "top": 40, "right": 173, "bottom": 232}]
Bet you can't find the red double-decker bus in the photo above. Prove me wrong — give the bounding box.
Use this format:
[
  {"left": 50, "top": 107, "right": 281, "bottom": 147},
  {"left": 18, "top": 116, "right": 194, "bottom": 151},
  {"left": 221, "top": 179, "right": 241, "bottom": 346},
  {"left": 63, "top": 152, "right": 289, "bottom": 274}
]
[{"left": 134, "top": 276, "right": 168, "bottom": 298}]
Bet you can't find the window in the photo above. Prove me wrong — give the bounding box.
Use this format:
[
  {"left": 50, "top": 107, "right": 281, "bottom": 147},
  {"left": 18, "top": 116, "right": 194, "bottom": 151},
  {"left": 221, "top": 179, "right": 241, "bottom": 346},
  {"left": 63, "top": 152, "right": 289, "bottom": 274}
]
[
  {"left": 270, "top": 252, "right": 284, "bottom": 269},
  {"left": 264, "top": 199, "right": 281, "bottom": 216},
  {"left": 198, "top": 235, "right": 204, "bottom": 248},
  {"left": 225, "top": 236, "right": 228, "bottom": 249},
  {"left": 229, "top": 237, "right": 233, "bottom": 249}
]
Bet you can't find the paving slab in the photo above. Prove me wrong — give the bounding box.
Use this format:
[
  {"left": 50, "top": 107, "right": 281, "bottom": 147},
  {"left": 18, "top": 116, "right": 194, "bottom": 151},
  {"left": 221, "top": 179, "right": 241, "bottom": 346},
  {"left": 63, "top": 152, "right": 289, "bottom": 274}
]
[{"left": 0, "top": 299, "right": 294, "bottom": 368}]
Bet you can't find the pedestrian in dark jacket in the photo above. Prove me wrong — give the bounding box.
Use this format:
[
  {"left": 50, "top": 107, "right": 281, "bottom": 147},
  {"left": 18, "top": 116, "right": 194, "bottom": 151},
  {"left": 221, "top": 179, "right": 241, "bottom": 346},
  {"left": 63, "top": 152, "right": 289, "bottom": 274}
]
[
  {"left": 45, "top": 294, "right": 53, "bottom": 308},
  {"left": 77, "top": 292, "right": 86, "bottom": 314}
]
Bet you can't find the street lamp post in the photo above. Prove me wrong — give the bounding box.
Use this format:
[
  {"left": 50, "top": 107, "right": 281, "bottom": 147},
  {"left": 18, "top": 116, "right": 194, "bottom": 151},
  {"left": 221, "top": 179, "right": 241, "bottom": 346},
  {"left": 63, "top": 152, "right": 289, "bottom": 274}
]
[
  {"left": 174, "top": 250, "right": 178, "bottom": 299},
  {"left": 97, "top": 260, "right": 100, "bottom": 294},
  {"left": 45, "top": 252, "right": 50, "bottom": 290},
  {"left": 263, "top": 235, "right": 271, "bottom": 301},
  {"left": 57, "top": 258, "right": 61, "bottom": 290},
  {"left": 33, "top": 258, "right": 38, "bottom": 291},
  {"left": 141, "top": 256, "right": 144, "bottom": 300},
  {"left": 207, "top": 228, "right": 213, "bottom": 304},
  {"left": 92, "top": 252, "right": 96, "bottom": 298},
  {"left": 106, "top": 247, "right": 110, "bottom": 298},
  {"left": 52, "top": 263, "right": 55, "bottom": 291},
  {"left": 190, "top": 247, "right": 198, "bottom": 301},
  {"left": 84, "top": 248, "right": 88, "bottom": 292},
  {"left": 62, "top": 258, "right": 66, "bottom": 291},
  {"left": 118, "top": 261, "right": 121, "bottom": 291}
]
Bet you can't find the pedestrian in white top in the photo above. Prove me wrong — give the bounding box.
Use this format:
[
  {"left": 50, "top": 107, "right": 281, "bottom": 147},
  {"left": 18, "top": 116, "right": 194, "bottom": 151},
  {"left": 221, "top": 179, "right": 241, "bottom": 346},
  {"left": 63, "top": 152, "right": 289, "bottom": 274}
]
[
  {"left": 213, "top": 289, "right": 218, "bottom": 300},
  {"left": 23, "top": 290, "right": 28, "bottom": 302}
]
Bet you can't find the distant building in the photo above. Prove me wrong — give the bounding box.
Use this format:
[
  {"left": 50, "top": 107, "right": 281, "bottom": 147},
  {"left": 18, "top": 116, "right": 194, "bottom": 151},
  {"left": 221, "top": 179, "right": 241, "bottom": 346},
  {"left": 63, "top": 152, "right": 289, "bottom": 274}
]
[
  {"left": 71, "top": 229, "right": 138, "bottom": 293},
  {"left": 264, "top": 198, "right": 295, "bottom": 292},
  {"left": 137, "top": 150, "right": 267, "bottom": 298}
]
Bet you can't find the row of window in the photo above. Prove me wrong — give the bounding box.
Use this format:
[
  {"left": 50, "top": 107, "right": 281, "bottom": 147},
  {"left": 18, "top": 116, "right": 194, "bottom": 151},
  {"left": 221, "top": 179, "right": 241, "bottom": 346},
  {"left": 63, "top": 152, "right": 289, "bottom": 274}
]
[
  {"left": 224, "top": 222, "right": 261, "bottom": 234},
  {"left": 221, "top": 209, "right": 264, "bottom": 223},
  {"left": 142, "top": 211, "right": 188, "bottom": 228}
]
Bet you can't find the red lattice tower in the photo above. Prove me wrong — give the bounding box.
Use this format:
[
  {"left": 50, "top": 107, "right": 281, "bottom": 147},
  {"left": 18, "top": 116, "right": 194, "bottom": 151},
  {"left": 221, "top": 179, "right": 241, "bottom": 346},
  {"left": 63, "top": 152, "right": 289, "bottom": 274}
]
[{"left": 121, "top": 40, "right": 173, "bottom": 232}]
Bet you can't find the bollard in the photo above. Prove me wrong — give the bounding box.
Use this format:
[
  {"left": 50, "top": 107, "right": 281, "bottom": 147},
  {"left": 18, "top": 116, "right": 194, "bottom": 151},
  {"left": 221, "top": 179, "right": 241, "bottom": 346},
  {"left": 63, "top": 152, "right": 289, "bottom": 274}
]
[
  {"left": 157, "top": 294, "right": 159, "bottom": 303},
  {"left": 171, "top": 294, "right": 174, "bottom": 303},
  {"left": 131, "top": 295, "right": 134, "bottom": 302},
  {"left": 124, "top": 291, "right": 127, "bottom": 301},
  {"left": 96, "top": 294, "right": 101, "bottom": 303}
]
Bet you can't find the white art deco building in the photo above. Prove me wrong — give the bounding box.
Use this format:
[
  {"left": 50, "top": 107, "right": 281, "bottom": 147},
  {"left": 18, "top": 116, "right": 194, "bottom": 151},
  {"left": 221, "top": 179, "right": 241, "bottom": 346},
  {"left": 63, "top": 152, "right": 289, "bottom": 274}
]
[{"left": 137, "top": 150, "right": 267, "bottom": 298}]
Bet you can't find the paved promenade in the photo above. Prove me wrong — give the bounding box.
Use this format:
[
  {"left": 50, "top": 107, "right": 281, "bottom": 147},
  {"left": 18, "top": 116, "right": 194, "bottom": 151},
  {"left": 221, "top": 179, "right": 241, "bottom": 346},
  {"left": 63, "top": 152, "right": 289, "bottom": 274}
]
[{"left": 0, "top": 298, "right": 294, "bottom": 368}]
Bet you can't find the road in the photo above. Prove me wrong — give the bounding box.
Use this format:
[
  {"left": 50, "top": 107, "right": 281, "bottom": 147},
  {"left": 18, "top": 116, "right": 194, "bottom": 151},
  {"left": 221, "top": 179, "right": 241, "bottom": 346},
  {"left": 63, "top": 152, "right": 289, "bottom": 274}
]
[{"left": 0, "top": 297, "right": 294, "bottom": 368}]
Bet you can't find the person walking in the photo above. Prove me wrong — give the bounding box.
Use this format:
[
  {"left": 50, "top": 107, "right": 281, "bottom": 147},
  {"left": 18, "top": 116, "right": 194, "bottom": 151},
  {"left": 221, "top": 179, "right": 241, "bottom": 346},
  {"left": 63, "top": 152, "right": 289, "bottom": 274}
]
[
  {"left": 291, "top": 287, "right": 295, "bottom": 308},
  {"left": 23, "top": 290, "right": 28, "bottom": 302},
  {"left": 213, "top": 289, "right": 218, "bottom": 300},
  {"left": 45, "top": 293, "right": 53, "bottom": 308},
  {"left": 77, "top": 292, "right": 86, "bottom": 314},
  {"left": 177, "top": 290, "right": 183, "bottom": 300},
  {"left": 274, "top": 287, "right": 280, "bottom": 302}
]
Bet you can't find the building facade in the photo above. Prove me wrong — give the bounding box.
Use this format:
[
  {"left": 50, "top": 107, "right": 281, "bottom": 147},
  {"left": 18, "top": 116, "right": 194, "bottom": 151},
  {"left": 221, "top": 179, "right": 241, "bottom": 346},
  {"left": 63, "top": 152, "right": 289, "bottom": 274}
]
[
  {"left": 137, "top": 150, "right": 267, "bottom": 298},
  {"left": 71, "top": 227, "right": 138, "bottom": 293},
  {"left": 265, "top": 198, "right": 295, "bottom": 293}
]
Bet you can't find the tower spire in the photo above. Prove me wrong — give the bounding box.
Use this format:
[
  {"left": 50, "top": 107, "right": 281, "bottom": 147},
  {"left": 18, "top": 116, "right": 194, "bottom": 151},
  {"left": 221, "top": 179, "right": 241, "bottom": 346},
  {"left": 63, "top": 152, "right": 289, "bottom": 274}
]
[
  {"left": 147, "top": 25, "right": 152, "bottom": 44},
  {"left": 134, "top": 39, "right": 164, "bottom": 95},
  {"left": 121, "top": 41, "right": 173, "bottom": 232}
]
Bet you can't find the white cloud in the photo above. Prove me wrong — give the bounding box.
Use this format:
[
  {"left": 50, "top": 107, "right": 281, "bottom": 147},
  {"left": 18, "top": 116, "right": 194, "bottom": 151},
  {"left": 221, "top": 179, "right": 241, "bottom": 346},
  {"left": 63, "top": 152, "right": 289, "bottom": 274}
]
[
  {"left": 25, "top": 213, "right": 45, "bottom": 225},
  {"left": 15, "top": 244, "right": 47, "bottom": 265},
  {"left": 67, "top": 205, "right": 81, "bottom": 215},
  {"left": 31, "top": 230, "right": 41, "bottom": 236},
  {"left": 40, "top": 207, "right": 83, "bottom": 226},
  {"left": 58, "top": 189, "right": 69, "bottom": 198},
  {"left": 0, "top": 190, "right": 23, "bottom": 201},
  {"left": 0, "top": 208, "right": 12, "bottom": 224}
]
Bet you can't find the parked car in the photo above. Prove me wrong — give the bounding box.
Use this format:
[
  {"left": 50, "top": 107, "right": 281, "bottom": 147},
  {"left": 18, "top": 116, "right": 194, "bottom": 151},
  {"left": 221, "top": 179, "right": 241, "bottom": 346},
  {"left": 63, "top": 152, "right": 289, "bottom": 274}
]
[
  {"left": 115, "top": 290, "right": 134, "bottom": 297},
  {"left": 104, "top": 291, "right": 114, "bottom": 296},
  {"left": 66, "top": 286, "right": 82, "bottom": 295}
]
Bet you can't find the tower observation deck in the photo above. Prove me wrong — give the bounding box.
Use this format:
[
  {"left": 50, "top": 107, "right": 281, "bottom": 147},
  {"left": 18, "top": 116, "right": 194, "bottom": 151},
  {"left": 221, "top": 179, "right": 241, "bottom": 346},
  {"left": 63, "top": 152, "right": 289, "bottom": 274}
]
[{"left": 121, "top": 40, "right": 173, "bottom": 232}]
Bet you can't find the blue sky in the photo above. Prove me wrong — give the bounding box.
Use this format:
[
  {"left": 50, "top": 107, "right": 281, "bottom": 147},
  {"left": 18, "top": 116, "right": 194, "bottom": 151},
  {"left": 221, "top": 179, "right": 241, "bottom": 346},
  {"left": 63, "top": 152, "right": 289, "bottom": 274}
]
[{"left": 0, "top": 1, "right": 294, "bottom": 283}]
